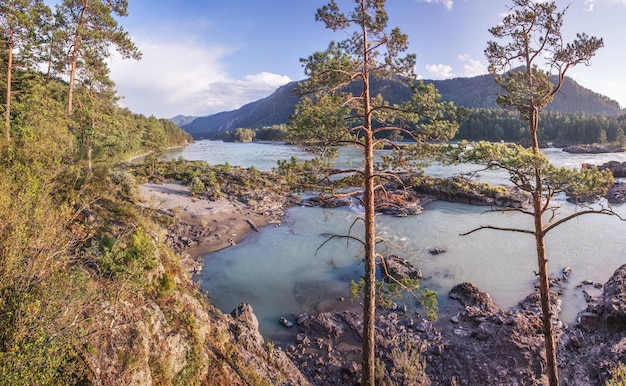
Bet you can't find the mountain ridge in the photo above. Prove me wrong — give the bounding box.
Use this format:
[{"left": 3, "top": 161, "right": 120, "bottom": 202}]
[{"left": 179, "top": 73, "right": 624, "bottom": 138}]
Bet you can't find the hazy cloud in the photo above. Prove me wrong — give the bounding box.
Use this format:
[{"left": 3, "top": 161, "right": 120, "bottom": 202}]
[
  {"left": 423, "top": 55, "right": 486, "bottom": 80},
  {"left": 458, "top": 54, "right": 487, "bottom": 77},
  {"left": 584, "top": 0, "right": 626, "bottom": 11},
  {"left": 196, "top": 73, "right": 292, "bottom": 115},
  {"left": 425, "top": 63, "right": 454, "bottom": 79},
  {"left": 109, "top": 37, "right": 291, "bottom": 118},
  {"left": 415, "top": 0, "right": 454, "bottom": 11}
]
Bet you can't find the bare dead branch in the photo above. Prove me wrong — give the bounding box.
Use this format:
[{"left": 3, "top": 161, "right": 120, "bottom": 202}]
[
  {"left": 544, "top": 207, "right": 625, "bottom": 234},
  {"left": 460, "top": 224, "right": 535, "bottom": 236}
]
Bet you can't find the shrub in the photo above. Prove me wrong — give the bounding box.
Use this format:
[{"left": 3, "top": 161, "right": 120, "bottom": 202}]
[
  {"left": 110, "top": 169, "right": 137, "bottom": 196},
  {"left": 189, "top": 176, "right": 205, "bottom": 197},
  {"left": 607, "top": 362, "right": 626, "bottom": 386},
  {"left": 99, "top": 228, "right": 157, "bottom": 285}
]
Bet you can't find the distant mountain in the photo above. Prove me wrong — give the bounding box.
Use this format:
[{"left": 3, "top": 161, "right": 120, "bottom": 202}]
[
  {"left": 428, "top": 73, "right": 622, "bottom": 115},
  {"left": 169, "top": 115, "right": 198, "bottom": 127},
  {"left": 181, "top": 73, "right": 624, "bottom": 138},
  {"left": 182, "top": 82, "right": 300, "bottom": 138}
]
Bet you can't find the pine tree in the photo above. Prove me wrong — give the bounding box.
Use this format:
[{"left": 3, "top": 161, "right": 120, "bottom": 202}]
[
  {"left": 480, "top": 1, "right": 610, "bottom": 384},
  {"left": 289, "top": 1, "right": 459, "bottom": 383},
  {"left": 0, "top": 0, "right": 52, "bottom": 141},
  {"left": 54, "top": 0, "right": 141, "bottom": 116}
]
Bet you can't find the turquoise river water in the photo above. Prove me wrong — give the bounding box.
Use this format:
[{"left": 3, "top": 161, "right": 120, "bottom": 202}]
[{"left": 165, "top": 141, "right": 626, "bottom": 341}]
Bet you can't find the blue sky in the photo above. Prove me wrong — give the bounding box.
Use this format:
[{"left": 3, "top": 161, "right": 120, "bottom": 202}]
[{"left": 101, "top": 0, "right": 626, "bottom": 118}]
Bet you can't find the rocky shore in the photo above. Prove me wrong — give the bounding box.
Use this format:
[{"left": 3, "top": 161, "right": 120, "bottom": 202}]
[
  {"left": 137, "top": 181, "right": 287, "bottom": 272},
  {"left": 138, "top": 172, "right": 531, "bottom": 264},
  {"left": 282, "top": 265, "right": 626, "bottom": 385},
  {"left": 139, "top": 174, "right": 626, "bottom": 384},
  {"left": 562, "top": 144, "right": 625, "bottom": 154}
]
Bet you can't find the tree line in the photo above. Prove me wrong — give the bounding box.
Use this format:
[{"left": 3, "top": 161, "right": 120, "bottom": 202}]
[
  {"left": 201, "top": 124, "right": 289, "bottom": 142},
  {"left": 1, "top": 0, "right": 190, "bottom": 165},
  {"left": 212, "top": 109, "right": 626, "bottom": 147},
  {"left": 457, "top": 108, "right": 626, "bottom": 144}
]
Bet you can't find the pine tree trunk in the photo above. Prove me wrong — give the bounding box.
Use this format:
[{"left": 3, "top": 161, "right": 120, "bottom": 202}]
[
  {"left": 4, "top": 31, "right": 13, "bottom": 141},
  {"left": 533, "top": 191, "right": 559, "bottom": 385},
  {"left": 360, "top": 2, "right": 376, "bottom": 382},
  {"left": 362, "top": 133, "right": 376, "bottom": 385},
  {"left": 68, "top": 1, "right": 90, "bottom": 115},
  {"left": 530, "top": 107, "right": 559, "bottom": 385}
]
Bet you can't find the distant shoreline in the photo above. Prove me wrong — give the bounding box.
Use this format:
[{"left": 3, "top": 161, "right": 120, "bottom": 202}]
[{"left": 125, "top": 145, "right": 188, "bottom": 164}]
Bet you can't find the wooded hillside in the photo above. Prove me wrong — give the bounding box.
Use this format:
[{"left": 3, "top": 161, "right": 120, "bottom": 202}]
[{"left": 182, "top": 73, "right": 624, "bottom": 141}]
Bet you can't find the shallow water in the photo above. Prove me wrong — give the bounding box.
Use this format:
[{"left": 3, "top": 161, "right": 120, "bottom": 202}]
[
  {"left": 170, "top": 141, "right": 626, "bottom": 340},
  {"left": 164, "top": 140, "right": 312, "bottom": 170}
]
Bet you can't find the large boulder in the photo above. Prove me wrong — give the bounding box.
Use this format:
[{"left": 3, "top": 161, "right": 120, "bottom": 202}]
[
  {"left": 230, "top": 302, "right": 259, "bottom": 331},
  {"left": 383, "top": 254, "right": 422, "bottom": 281},
  {"left": 598, "top": 160, "right": 626, "bottom": 177},
  {"left": 575, "top": 264, "right": 626, "bottom": 334},
  {"left": 449, "top": 282, "right": 501, "bottom": 314},
  {"left": 606, "top": 182, "right": 626, "bottom": 203}
]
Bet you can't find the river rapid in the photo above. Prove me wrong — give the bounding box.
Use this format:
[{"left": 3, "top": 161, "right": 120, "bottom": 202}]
[{"left": 166, "top": 140, "right": 626, "bottom": 341}]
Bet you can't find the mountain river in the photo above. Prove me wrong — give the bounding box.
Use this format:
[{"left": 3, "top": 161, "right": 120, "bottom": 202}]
[{"left": 165, "top": 140, "right": 626, "bottom": 342}]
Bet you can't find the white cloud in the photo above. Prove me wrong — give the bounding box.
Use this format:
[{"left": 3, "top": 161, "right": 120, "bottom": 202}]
[
  {"left": 108, "top": 37, "right": 291, "bottom": 118},
  {"left": 458, "top": 54, "right": 487, "bottom": 77},
  {"left": 415, "top": 0, "right": 454, "bottom": 11},
  {"left": 584, "top": 0, "right": 626, "bottom": 11},
  {"left": 425, "top": 63, "right": 454, "bottom": 79},
  {"left": 244, "top": 72, "right": 292, "bottom": 88},
  {"left": 195, "top": 73, "right": 292, "bottom": 114},
  {"left": 424, "top": 56, "right": 486, "bottom": 80}
]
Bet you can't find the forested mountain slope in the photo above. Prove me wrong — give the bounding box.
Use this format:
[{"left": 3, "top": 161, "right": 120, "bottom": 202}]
[{"left": 181, "top": 73, "right": 623, "bottom": 138}]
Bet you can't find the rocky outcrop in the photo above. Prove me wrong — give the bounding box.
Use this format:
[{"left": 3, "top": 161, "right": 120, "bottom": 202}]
[
  {"left": 448, "top": 282, "right": 501, "bottom": 314},
  {"left": 559, "top": 264, "right": 626, "bottom": 384},
  {"left": 563, "top": 144, "right": 625, "bottom": 154},
  {"left": 598, "top": 160, "right": 626, "bottom": 178},
  {"left": 303, "top": 195, "right": 353, "bottom": 209},
  {"left": 82, "top": 291, "right": 311, "bottom": 386},
  {"left": 284, "top": 267, "right": 626, "bottom": 385},
  {"left": 228, "top": 303, "right": 312, "bottom": 386},
  {"left": 383, "top": 254, "right": 422, "bottom": 281},
  {"left": 412, "top": 175, "right": 531, "bottom": 208},
  {"left": 606, "top": 182, "right": 626, "bottom": 203},
  {"left": 302, "top": 173, "right": 531, "bottom": 216},
  {"left": 431, "top": 289, "right": 561, "bottom": 385},
  {"left": 285, "top": 309, "right": 437, "bottom": 385},
  {"left": 284, "top": 281, "right": 563, "bottom": 385},
  {"left": 374, "top": 188, "right": 428, "bottom": 216}
]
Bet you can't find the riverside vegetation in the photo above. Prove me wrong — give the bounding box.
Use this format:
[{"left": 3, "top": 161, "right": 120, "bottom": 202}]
[{"left": 0, "top": 1, "right": 306, "bottom": 384}]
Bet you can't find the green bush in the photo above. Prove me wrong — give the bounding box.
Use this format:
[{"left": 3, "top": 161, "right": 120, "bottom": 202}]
[
  {"left": 607, "top": 362, "right": 626, "bottom": 386},
  {"left": 189, "top": 176, "right": 205, "bottom": 197},
  {"left": 110, "top": 169, "right": 137, "bottom": 196},
  {"left": 99, "top": 228, "right": 157, "bottom": 284},
  {"left": 157, "top": 272, "right": 176, "bottom": 297}
]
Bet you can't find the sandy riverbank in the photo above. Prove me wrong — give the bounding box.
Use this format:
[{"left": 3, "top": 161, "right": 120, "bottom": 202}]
[{"left": 138, "top": 181, "right": 281, "bottom": 257}]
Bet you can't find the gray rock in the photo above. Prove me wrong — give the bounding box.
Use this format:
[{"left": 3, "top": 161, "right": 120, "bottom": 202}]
[
  {"left": 383, "top": 254, "right": 422, "bottom": 281},
  {"left": 230, "top": 303, "right": 259, "bottom": 331},
  {"left": 449, "top": 282, "right": 501, "bottom": 314},
  {"left": 279, "top": 316, "right": 294, "bottom": 328},
  {"left": 296, "top": 313, "right": 310, "bottom": 325}
]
